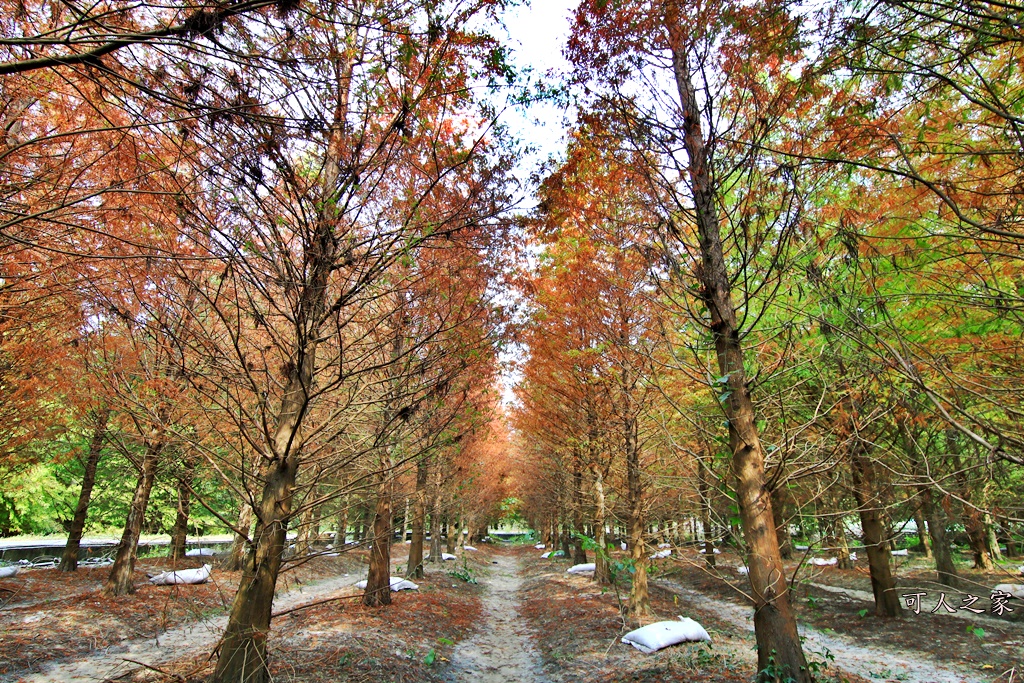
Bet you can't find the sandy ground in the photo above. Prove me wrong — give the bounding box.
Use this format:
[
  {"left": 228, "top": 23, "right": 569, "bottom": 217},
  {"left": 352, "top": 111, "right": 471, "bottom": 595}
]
[
  {"left": 444, "top": 553, "right": 551, "bottom": 683},
  {"left": 659, "top": 578, "right": 986, "bottom": 683},
  {"left": 16, "top": 572, "right": 363, "bottom": 683}
]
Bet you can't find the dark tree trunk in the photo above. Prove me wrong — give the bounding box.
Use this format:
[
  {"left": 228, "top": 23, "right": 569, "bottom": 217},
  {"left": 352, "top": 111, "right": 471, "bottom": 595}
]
[
  {"left": 902, "top": 420, "right": 959, "bottom": 586},
  {"left": 445, "top": 510, "right": 458, "bottom": 554},
  {"left": 211, "top": 454, "right": 298, "bottom": 683},
  {"left": 986, "top": 514, "right": 1002, "bottom": 562},
  {"left": 407, "top": 454, "right": 429, "bottom": 578},
  {"left": 363, "top": 471, "right": 393, "bottom": 607},
  {"left": 850, "top": 444, "right": 902, "bottom": 617},
  {"left": 666, "top": 20, "right": 810, "bottom": 679},
  {"left": 334, "top": 497, "right": 348, "bottom": 547},
  {"left": 104, "top": 438, "right": 162, "bottom": 596},
  {"left": 428, "top": 467, "right": 443, "bottom": 562},
  {"left": 592, "top": 467, "right": 611, "bottom": 585},
  {"left": 912, "top": 503, "right": 931, "bottom": 558},
  {"left": 169, "top": 455, "right": 197, "bottom": 562},
  {"left": 927, "top": 488, "right": 959, "bottom": 587},
  {"left": 60, "top": 408, "right": 110, "bottom": 572},
  {"left": 624, "top": 415, "right": 650, "bottom": 620},
  {"left": 572, "top": 463, "right": 587, "bottom": 564}
]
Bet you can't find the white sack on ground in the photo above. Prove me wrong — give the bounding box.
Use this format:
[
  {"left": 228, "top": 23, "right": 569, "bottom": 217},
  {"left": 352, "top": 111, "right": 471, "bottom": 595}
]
[
  {"left": 185, "top": 548, "right": 216, "bottom": 557},
  {"left": 462, "top": 546, "right": 477, "bottom": 551},
  {"left": 849, "top": 552, "right": 858, "bottom": 561},
  {"left": 0, "top": 566, "right": 19, "bottom": 578},
  {"left": 441, "top": 553, "right": 457, "bottom": 561},
  {"left": 535, "top": 544, "right": 546, "bottom": 550},
  {"left": 149, "top": 564, "right": 211, "bottom": 586},
  {"left": 995, "top": 584, "right": 1024, "bottom": 600},
  {"left": 650, "top": 549, "right": 671, "bottom": 559},
  {"left": 891, "top": 549, "right": 909, "bottom": 556},
  {"left": 355, "top": 576, "right": 419, "bottom": 591},
  {"left": 736, "top": 566, "right": 749, "bottom": 575},
  {"left": 810, "top": 557, "right": 837, "bottom": 566},
  {"left": 541, "top": 551, "right": 552, "bottom": 559},
  {"left": 699, "top": 548, "right": 721, "bottom": 555},
  {"left": 567, "top": 563, "right": 596, "bottom": 574},
  {"left": 621, "top": 617, "right": 711, "bottom": 653},
  {"left": 658, "top": 543, "right": 671, "bottom": 549},
  {"left": 620, "top": 542, "right": 627, "bottom": 551}
]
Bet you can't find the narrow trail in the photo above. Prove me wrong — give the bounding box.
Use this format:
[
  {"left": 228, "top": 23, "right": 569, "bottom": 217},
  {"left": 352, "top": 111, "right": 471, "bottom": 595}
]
[
  {"left": 658, "top": 579, "right": 984, "bottom": 683},
  {"left": 15, "top": 573, "right": 363, "bottom": 683},
  {"left": 445, "top": 553, "right": 550, "bottom": 683}
]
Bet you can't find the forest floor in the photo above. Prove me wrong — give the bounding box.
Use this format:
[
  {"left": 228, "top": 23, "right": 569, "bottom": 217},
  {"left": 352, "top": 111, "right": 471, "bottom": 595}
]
[{"left": 1, "top": 543, "right": 1021, "bottom": 682}]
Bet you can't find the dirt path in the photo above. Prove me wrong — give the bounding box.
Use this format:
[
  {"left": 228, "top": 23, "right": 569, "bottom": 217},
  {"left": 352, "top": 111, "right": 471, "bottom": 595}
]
[
  {"left": 16, "top": 573, "right": 363, "bottom": 683},
  {"left": 445, "top": 554, "right": 550, "bottom": 683},
  {"left": 659, "top": 579, "right": 985, "bottom": 683}
]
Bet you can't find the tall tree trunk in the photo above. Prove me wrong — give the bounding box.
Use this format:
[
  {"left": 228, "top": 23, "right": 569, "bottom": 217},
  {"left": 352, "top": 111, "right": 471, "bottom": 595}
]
[
  {"left": 211, "top": 454, "right": 299, "bottom": 683},
  {"left": 60, "top": 408, "right": 110, "bottom": 572},
  {"left": 901, "top": 420, "right": 958, "bottom": 586},
  {"left": 294, "top": 503, "right": 316, "bottom": 557},
  {"left": 1001, "top": 519, "right": 1017, "bottom": 558},
  {"left": 666, "top": 20, "right": 810, "bottom": 679},
  {"left": 428, "top": 466, "right": 443, "bottom": 562},
  {"left": 210, "top": 45, "right": 348, "bottom": 680},
  {"left": 625, "top": 415, "right": 650, "bottom": 620},
  {"left": 228, "top": 503, "right": 254, "bottom": 571},
  {"left": 407, "top": 454, "right": 429, "bottom": 578},
  {"left": 849, "top": 444, "right": 902, "bottom": 617},
  {"left": 169, "top": 455, "right": 197, "bottom": 562},
  {"left": 572, "top": 462, "right": 587, "bottom": 564},
  {"left": 950, "top": 432, "right": 994, "bottom": 571},
  {"left": 592, "top": 467, "right": 611, "bottom": 585},
  {"left": 985, "top": 513, "right": 1002, "bottom": 562},
  {"left": 401, "top": 496, "right": 410, "bottom": 544},
  {"left": 825, "top": 512, "right": 853, "bottom": 570},
  {"left": 334, "top": 497, "right": 348, "bottom": 547},
  {"left": 927, "top": 488, "right": 959, "bottom": 587},
  {"left": 363, "top": 470, "right": 393, "bottom": 607},
  {"left": 912, "top": 502, "right": 931, "bottom": 558},
  {"left": 104, "top": 438, "right": 162, "bottom": 596},
  {"left": 965, "top": 510, "right": 994, "bottom": 570},
  {"left": 445, "top": 509, "right": 458, "bottom": 554}
]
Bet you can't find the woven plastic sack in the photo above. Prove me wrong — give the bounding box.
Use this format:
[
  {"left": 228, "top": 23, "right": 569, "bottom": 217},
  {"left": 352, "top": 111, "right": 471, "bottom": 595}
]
[{"left": 622, "top": 617, "right": 711, "bottom": 653}]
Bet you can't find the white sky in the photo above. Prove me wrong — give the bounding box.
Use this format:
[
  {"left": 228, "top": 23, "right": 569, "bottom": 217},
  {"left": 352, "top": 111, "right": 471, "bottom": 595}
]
[{"left": 498, "top": 0, "right": 579, "bottom": 192}]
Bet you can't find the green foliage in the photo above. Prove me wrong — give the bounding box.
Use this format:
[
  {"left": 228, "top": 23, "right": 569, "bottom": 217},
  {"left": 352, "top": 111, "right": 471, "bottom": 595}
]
[{"left": 446, "top": 557, "right": 478, "bottom": 584}]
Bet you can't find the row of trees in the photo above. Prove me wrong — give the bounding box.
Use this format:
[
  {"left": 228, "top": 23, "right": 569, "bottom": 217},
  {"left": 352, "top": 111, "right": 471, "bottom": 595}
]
[
  {"left": 514, "top": 0, "right": 1024, "bottom": 680},
  {"left": 2, "top": 1, "right": 521, "bottom": 681}
]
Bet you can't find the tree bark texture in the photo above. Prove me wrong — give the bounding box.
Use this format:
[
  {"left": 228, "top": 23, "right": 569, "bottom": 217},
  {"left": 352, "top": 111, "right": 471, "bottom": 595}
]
[
  {"left": 666, "top": 16, "right": 810, "bottom": 680},
  {"left": 60, "top": 408, "right": 110, "bottom": 572},
  {"left": 849, "top": 444, "right": 902, "bottom": 617},
  {"left": 211, "top": 454, "right": 298, "bottom": 683},
  {"left": 169, "top": 455, "right": 197, "bottom": 562},
  {"left": 592, "top": 467, "right": 611, "bottom": 585},
  {"left": 407, "top": 454, "right": 429, "bottom": 578},
  {"left": 104, "top": 436, "right": 162, "bottom": 596},
  {"left": 363, "top": 471, "right": 393, "bottom": 607}
]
